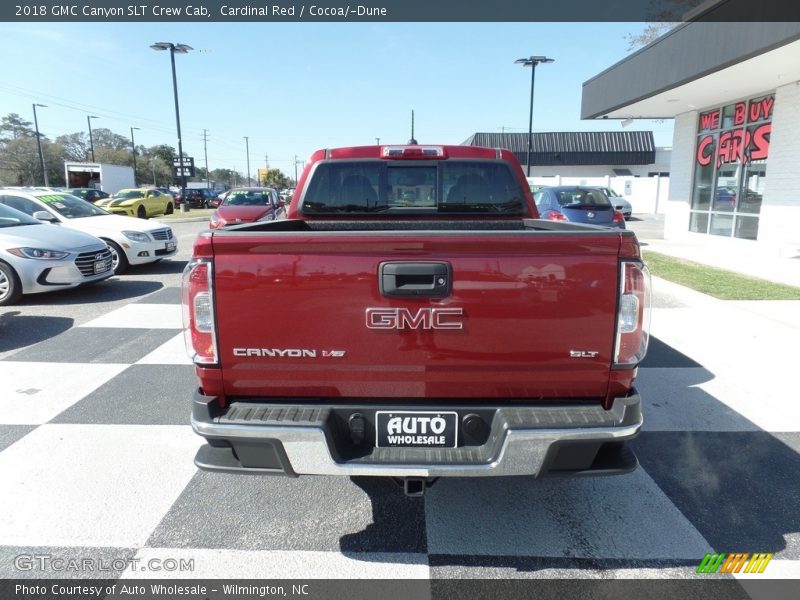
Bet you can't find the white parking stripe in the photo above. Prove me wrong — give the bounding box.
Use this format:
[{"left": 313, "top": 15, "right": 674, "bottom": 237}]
[
  {"left": 0, "top": 362, "right": 128, "bottom": 425},
  {"left": 79, "top": 304, "right": 182, "bottom": 329}
]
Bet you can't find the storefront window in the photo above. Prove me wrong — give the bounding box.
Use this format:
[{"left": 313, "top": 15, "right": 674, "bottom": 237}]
[{"left": 689, "top": 93, "right": 773, "bottom": 240}]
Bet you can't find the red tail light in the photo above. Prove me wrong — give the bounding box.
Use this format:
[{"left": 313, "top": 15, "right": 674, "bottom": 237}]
[
  {"left": 614, "top": 261, "right": 651, "bottom": 367},
  {"left": 182, "top": 258, "right": 218, "bottom": 365},
  {"left": 612, "top": 210, "right": 625, "bottom": 225},
  {"left": 544, "top": 210, "right": 567, "bottom": 221}
]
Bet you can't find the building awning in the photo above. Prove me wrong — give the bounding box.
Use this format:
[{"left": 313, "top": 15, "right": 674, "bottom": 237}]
[
  {"left": 581, "top": 22, "right": 800, "bottom": 120},
  {"left": 462, "top": 131, "right": 656, "bottom": 166}
]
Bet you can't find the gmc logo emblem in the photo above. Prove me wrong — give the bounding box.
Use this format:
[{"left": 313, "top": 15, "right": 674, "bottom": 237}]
[{"left": 366, "top": 307, "right": 463, "bottom": 330}]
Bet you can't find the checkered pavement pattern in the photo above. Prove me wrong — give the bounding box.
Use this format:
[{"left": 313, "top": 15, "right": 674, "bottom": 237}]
[{"left": 0, "top": 280, "right": 798, "bottom": 580}]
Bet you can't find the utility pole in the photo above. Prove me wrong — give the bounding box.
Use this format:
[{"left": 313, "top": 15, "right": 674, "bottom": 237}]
[
  {"left": 202, "top": 129, "right": 210, "bottom": 189},
  {"left": 243, "top": 136, "right": 251, "bottom": 186},
  {"left": 32, "top": 103, "right": 48, "bottom": 187},
  {"left": 130, "top": 126, "right": 140, "bottom": 186},
  {"left": 375, "top": 137, "right": 380, "bottom": 145}
]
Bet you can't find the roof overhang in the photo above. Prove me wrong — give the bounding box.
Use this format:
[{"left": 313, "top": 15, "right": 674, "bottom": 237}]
[{"left": 582, "top": 22, "right": 800, "bottom": 120}]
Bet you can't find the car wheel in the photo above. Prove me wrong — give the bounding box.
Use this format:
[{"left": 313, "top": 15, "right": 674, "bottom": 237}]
[
  {"left": 137, "top": 205, "right": 147, "bottom": 219},
  {"left": 0, "top": 262, "right": 22, "bottom": 306},
  {"left": 166, "top": 202, "right": 174, "bottom": 215},
  {"left": 104, "top": 240, "right": 129, "bottom": 274}
]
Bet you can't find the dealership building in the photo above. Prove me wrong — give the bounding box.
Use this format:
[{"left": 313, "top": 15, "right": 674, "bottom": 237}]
[{"left": 582, "top": 21, "right": 800, "bottom": 257}]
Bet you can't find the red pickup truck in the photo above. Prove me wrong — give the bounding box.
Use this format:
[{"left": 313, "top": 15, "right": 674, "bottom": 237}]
[{"left": 182, "top": 144, "right": 650, "bottom": 496}]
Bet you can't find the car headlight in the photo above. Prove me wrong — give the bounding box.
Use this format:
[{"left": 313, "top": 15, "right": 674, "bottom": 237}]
[
  {"left": 7, "top": 247, "right": 70, "bottom": 260},
  {"left": 122, "top": 230, "right": 150, "bottom": 243}
]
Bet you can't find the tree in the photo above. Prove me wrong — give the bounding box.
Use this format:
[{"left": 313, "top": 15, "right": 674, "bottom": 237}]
[
  {"left": 260, "top": 167, "right": 290, "bottom": 190},
  {"left": 625, "top": 1, "right": 699, "bottom": 50},
  {"left": 0, "top": 113, "right": 36, "bottom": 140},
  {"left": 56, "top": 132, "right": 89, "bottom": 162}
]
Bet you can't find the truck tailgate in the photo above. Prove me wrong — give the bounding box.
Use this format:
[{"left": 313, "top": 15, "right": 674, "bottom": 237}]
[{"left": 211, "top": 230, "right": 621, "bottom": 401}]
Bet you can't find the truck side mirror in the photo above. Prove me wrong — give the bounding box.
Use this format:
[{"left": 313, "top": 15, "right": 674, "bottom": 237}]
[{"left": 33, "top": 210, "right": 58, "bottom": 223}]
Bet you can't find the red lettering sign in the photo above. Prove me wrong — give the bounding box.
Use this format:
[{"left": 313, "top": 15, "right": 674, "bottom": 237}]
[
  {"left": 699, "top": 110, "right": 720, "bottom": 131},
  {"left": 733, "top": 102, "right": 746, "bottom": 126},
  {"left": 717, "top": 130, "right": 748, "bottom": 168},
  {"left": 750, "top": 123, "right": 771, "bottom": 161},
  {"left": 748, "top": 96, "right": 775, "bottom": 122},
  {"left": 696, "top": 135, "right": 714, "bottom": 166}
]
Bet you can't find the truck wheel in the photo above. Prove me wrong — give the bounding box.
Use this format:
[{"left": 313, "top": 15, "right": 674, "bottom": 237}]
[
  {"left": 137, "top": 205, "right": 147, "bottom": 219},
  {"left": 166, "top": 203, "right": 174, "bottom": 215},
  {"left": 104, "top": 240, "right": 129, "bottom": 274},
  {"left": 0, "top": 262, "right": 22, "bottom": 306}
]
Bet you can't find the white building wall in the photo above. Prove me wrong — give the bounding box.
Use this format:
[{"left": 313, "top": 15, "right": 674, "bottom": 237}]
[
  {"left": 664, "top": 111, "right": 697, "bottom": 239},
  {"left": 530, "top": 175, "right": 670, "bottom": 214},
  {"left": 758, "top": 82, "right": 800, "bottom": 256}
]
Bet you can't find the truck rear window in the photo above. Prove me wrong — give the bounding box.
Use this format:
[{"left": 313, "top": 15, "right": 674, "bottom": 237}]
[{"left": 300, "top": 161, "right": 525, "bottom": 215}]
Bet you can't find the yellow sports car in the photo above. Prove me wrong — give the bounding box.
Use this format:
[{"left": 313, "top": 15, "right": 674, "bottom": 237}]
[{"left": 96, "top": 188, "right": 174, "bottom": 219}]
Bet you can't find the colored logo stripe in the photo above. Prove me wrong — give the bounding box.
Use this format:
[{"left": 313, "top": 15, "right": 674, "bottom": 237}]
[{"left": 697, "top": 552, "right": 773, "bottom": 574}]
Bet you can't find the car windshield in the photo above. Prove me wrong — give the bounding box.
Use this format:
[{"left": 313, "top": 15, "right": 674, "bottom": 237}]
[
  {"left": 0, "top": 203, "right": 40, "bottom": 227},
  {"left": 555, "top": 189, "right": 612, "bottom": 208},
  {"left": 224, "top": 191, "right": 270, "bottom": 206},
  {"left": 603, "top": 188, "right": 621, "bottom": 197},
  {"left": 301, "top": 160, "right": 524, "bottom": 215},
  {"left": 35, "top": 193, "right": 109, "bottom": 218},
  {"left": 114, "top": 190, "right": 144, "bottom": 199}
]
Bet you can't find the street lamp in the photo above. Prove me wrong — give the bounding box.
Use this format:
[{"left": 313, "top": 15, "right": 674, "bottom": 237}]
[
  {"left": 243, "top": 136, "right": 251, "bottom": 186},
  {"left": 514, "top": 55, "right": 554, "bottom": 176},
  {"left": 130, "top": 126, "right": 140, "bottom": 186},
  {"left": 32, "top": 103, "right": 48, "bottom": 187},
  {"left": 150, "top": 41, "right": 193, "bottom": 204},
  {"left": 87, "top": 115, "right": 99, "bottom": 162}
]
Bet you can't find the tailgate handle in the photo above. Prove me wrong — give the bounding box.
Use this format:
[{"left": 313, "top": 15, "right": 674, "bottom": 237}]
[{"left": 379, "top": 262, "right": 452, "bottom": 297}]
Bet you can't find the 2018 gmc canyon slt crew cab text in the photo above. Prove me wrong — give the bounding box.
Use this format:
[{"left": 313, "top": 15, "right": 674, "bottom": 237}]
[{"left": 182, "top": 144, "right": 650, "bottom": 496}]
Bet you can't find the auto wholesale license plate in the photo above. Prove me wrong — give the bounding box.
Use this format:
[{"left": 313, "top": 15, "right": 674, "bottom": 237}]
[
  {"left": 375, "top": 411, "right": 458, "bottom": 448},
  {"left": 94, "top": 259, "right": 111, "bottom": 274},
  {"left": 165, "top": 242, "right": 176, "bottom": 252}
]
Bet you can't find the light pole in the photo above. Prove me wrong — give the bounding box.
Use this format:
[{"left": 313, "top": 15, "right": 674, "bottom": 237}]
[
  {"left": 130, "top": 126, "right": 140, "bottom": 186},
  {"left": 150, "top": 42, "right": 193, "bottom": 204},
  {"left": 243, "top": 136, "right": 251, "bottom": 186},
  {"left": 32, "top": 103, "right": 48, "bottom": 187},
  {"left": 87, "top": 115, "right": 99, "bottom": 162},
  {"left": 514, "top": 55, "right": 554, "bottom": 176}
]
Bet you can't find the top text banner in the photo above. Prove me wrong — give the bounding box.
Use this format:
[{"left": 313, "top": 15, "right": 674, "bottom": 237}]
[{"left": 4, "top": 0, "right": 800, "bottom": 22}]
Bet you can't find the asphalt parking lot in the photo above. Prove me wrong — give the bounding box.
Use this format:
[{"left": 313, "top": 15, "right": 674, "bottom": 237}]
[{"left": 0, "top": 216, "right": 798, "bottom": 582}]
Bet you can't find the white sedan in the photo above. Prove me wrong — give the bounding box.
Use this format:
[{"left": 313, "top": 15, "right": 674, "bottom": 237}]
[
  {"left": 0, "top": 188, "right": 177, "bottom": 273},
  {"left": 0, "top": 202, "right": 113, "bottom": 305}
]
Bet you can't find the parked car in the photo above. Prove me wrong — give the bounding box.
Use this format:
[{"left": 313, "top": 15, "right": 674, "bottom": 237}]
[
  {"left": 208, "top": 187, "right": 285, "bottom": 229},
  {"left": 210, "top": 190, "right": 230, "bottom": 209},
  {"left": 0, "top": 202, "right": 113, "bottom": 305},
  {"left": 534, "top": 186, "right": 626, "bottom": 229},
  {"left": 595, "top": 187, "right": 633, "bottom": 220},
  {"left": 95, "top": 188, "right": 174, "bottom": 219},
  {"left": 176, "top": 188, "right": 216, "bottom": 209},
  {"left": 67, "top": 188, "right": 110, "bottom": 204},
  {"left": 0, "top": 188, "right": 177, "bottom": 274}
]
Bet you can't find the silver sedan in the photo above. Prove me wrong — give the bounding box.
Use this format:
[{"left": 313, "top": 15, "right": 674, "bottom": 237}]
[{"left": 0, "top": 203, "right": 113, "bottom": 305}]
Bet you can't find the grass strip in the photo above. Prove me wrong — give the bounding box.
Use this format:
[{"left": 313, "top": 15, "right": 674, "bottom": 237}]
[{"left": 642, "top": 250, "right": 800, "bottom": 300}]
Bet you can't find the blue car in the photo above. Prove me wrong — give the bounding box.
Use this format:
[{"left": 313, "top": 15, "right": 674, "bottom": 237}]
[{"left": 534, "top": 186, "right": 626, "bottom": 229}]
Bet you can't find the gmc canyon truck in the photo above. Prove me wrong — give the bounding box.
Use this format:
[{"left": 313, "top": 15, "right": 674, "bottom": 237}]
[{"left": 183, "top": 144, "right": 650, "bottom": 496}]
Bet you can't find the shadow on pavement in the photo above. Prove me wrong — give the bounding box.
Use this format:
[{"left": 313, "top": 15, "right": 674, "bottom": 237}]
[
  {"left": 0, "top": 311, "right": 73, "bottom": 353},
  {"left": 339, "top": 476, "right": 427, "bottom": 554},
  {"left": 129, "top": 259, "right": 188, "bottom": 275}
]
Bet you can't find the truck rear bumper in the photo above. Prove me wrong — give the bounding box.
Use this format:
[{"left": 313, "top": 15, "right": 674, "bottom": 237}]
[{"left": 191, "top": 392, "right": 642, "bottom": 478}]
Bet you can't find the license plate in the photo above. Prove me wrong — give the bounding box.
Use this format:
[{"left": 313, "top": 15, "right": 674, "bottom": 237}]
[
  {"left": 165, "top": 242, "right": 176, "bottom": 252},
  {"left": 94, "top": 260, "right": 110, "bottom": 274},
  {"left": 375, "top": 411, "right": 458, "bottom": 448}
]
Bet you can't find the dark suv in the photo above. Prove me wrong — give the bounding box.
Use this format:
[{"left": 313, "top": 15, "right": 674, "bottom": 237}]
[{"left": 177, "top": 188, "right": 215, "bottom": 208}]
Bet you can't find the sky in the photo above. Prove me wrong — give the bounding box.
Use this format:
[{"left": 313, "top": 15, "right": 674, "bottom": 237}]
[{"left": 0, "top": 21, "right": 673, "bottom": 178}]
